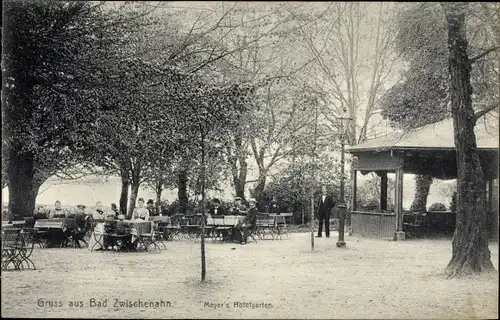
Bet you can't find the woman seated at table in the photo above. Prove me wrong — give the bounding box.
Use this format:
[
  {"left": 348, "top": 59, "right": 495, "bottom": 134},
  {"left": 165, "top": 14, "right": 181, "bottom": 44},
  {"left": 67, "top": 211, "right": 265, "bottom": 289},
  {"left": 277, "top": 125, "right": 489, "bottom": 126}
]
[
  {"left": 132, "top": 198, "right": 150, "bottom": 221},
  {"left": 92, "top": 201, "right": 106, "bottom": 220},
  {"left": 49, "top": 200, "right": 66, "bottom": 218}
]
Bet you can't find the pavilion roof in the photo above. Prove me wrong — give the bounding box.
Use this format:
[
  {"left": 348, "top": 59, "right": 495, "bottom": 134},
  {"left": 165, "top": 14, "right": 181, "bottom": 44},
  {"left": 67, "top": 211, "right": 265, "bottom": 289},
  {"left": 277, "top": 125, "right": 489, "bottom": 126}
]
[{"left": 347, "top": 117, "right": 499, "bottom": 153}]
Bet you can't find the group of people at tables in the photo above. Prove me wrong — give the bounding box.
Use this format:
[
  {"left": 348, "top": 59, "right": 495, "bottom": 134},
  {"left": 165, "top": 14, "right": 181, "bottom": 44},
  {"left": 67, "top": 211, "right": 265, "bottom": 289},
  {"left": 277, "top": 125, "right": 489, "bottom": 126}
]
[
  {"left": 33, "top": 198, "right": 162, "bottom": 221},
  {"left": 208, "top": 196, "right": 259, "bottom": 245},
  {"left": 29, "top": 195, "right": 273, "bottom": 247},
  {"left": 30, "top": 198, "right": 165, "bottom": 249}
]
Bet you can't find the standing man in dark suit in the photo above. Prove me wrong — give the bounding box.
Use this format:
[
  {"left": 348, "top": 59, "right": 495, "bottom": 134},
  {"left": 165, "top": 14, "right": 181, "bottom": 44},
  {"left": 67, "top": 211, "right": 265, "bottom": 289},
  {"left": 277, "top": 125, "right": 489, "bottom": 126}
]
[{"left": 316, "top": 185, "right": 335, "bottom": 238}]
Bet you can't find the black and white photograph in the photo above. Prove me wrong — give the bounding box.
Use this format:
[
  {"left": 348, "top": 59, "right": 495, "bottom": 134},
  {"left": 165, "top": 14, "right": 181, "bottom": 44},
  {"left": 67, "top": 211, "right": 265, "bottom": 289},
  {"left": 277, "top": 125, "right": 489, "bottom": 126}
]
[{"left": 1, "top": 1, "right": 499, "bottom": 319}]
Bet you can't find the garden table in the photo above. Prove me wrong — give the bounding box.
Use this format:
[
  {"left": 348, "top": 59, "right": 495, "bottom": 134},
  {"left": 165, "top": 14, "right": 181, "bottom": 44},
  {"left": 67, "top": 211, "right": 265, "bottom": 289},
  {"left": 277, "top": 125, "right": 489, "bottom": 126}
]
[
  {"left": 34, "top": 218, "right": 75, "bottom": 231},
  {"left": 123, "top": 220, "right": 152, "bottom": 243},
  {"left": 90, "top": 220, "right": 153, "bottom": 251},
  {"left": 206, "top": 215, "right": 245, "bottom": 242},
  {"left": 2, "top": 220, "right": 26, "bottom": 228},
  {"left": 34, "top": 219, "right": 75, "bottom": 247}
]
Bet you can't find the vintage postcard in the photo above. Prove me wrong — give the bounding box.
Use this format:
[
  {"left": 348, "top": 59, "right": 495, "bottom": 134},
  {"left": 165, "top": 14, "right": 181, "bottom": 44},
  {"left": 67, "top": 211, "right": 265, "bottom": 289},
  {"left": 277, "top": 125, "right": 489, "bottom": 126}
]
[{"left": 1, "top": 1, "right": 498, "bottom": 319}]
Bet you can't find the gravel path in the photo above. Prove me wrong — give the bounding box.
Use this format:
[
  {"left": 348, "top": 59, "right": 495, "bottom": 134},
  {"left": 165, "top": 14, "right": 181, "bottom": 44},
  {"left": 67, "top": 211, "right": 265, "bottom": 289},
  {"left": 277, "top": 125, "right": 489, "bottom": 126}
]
[{"left": 1, "top": 232, "right": 498, "bottom": 319}]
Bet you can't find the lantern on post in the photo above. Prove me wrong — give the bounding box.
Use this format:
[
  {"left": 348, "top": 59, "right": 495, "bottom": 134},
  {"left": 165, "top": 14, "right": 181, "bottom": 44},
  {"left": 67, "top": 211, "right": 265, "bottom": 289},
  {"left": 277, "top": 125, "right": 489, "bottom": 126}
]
[{"left": 336, "top": 110, "right": 353, "bottom": 248}]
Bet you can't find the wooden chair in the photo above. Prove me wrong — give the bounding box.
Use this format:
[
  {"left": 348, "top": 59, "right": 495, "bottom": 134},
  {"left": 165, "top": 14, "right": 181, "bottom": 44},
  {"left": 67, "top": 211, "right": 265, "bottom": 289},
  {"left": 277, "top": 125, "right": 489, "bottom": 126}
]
[
  {"left": 256, "top": 214, "right": 275, "bottom": 240},
  {"left": 151, "top": 221, "right": 167, "bottom": 250},
  {"left": 134, "top": 222, "right": 160, "bottom": 252},
  {"left": 2, "top": 228, "right": 36, "bottom": 270},
  {"left": 101, "top": 220, "right": 130, "bottom": 251},
  {"left": 2, "top": 229, "right": 22, "bottom": 270},
  {"left": 165, "top": 215, "right": 182, "bottom": 240},
  {"left": 213, "top": 216, "right": 233, "bottom": 242}
]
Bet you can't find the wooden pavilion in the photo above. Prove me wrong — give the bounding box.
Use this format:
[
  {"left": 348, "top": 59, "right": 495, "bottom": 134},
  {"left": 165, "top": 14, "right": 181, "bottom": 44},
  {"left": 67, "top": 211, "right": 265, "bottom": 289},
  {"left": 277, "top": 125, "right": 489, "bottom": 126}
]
[{"left": 346, "top": 117, "right": 499, "bottom": 240}]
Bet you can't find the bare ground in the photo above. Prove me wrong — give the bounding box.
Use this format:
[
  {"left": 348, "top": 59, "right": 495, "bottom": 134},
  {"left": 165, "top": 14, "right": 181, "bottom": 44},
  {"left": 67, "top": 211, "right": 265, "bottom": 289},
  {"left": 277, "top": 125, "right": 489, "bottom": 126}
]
[{"left": 1, "top": 232, "right": 498, "bottom": 319}]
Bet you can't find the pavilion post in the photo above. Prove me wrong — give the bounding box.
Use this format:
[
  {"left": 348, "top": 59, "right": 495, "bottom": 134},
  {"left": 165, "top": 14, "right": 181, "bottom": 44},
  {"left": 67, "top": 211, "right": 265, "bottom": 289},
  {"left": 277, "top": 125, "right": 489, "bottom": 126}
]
[
  {"left": 348, "top": 168, "right": 357, "bottom": 235},
  {"left": 380, "top": 171, "right": 388, "bottom": 211},
  {"left": 394, "top": 167, "right": 405, "bottom": 241}
]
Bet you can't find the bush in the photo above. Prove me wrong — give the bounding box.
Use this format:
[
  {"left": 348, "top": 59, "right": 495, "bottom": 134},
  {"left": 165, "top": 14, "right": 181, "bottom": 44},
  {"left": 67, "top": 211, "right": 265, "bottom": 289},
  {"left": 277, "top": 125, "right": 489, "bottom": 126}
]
[{"left": 428, "top": 202, "right": 447, "bottom": 211}]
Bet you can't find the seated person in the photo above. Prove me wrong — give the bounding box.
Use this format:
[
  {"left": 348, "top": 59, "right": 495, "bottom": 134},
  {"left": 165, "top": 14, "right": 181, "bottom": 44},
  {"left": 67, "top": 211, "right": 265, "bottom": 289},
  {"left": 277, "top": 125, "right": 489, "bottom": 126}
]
[
  {"left": 228, "top": 197, "right": 248, "bottom": 215},
  {"left": 74, "top": 205, "right": 87, "bottom": 230},
  {"left": 92, "top": 201, "right": 106, "bottom": 220},
  {"left": 109, "top": 203, "right": 120, "bottom": 219},
  {"left": 66, "top": 207, "right": 77, "bottom": 219},
  {"left": 49, "top": 200, "right": 66, "bottom": 218},
  {"left": 146, "top": 199, "right": 159, "bottom": 217},
  {"left": 233, "top": 198, "right": 258, "bottom": 245},
  {"left": 71, "top": 205, "right": 89, "bottom": 247},
  {"left": 132, "top": 198, "right": 150, "bottom": 221},
  {"left": 115, "top": 215, "right": 127, "bottom": 235},
  {"left": 34, "top": 206, "right": 48, "bottom": 220},
  {"left": 208, "top": 198, "right": 226, "bottom": 216},
  {"left": 209, "top": 198, "right": 228, "bottom": 239},
  {"left": 267, "top": 198, "right": 280, "bottom": 214}
]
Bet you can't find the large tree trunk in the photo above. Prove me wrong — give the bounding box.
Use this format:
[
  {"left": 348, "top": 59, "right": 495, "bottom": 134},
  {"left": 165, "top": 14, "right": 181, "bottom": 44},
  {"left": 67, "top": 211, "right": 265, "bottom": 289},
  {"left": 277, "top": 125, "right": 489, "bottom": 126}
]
[
  {"left": 127, "top": 182, "right": 140, "bottom": 218},
  {"left": 410, "top": 174, "right": 433, "bottom": 212},
  {"left": 119, "top": 167, "right": 130, "bottom": 215},
  {"left": 7, "top": 147, "right": 38, "bottom": 219},
  {"left": 232, "top": 159, "right": 247, "bottom": 199},
  {"left": 443, "top": 3, "right": 495, "bottom": 277},
  {"left": 252, "top": 173, "right": 267, "bottom": 203},
  {"left": 230, "top": 133, "right": 248, "bottom": 199},
  {"left": 178, "top": 169, "right": 188, "bottom": 214},
  {"left": 155, "top": 179, "right": 163, "bottom": 214},
  {"left": 127, "top": 164, "right": 141, "bottom": 218}
]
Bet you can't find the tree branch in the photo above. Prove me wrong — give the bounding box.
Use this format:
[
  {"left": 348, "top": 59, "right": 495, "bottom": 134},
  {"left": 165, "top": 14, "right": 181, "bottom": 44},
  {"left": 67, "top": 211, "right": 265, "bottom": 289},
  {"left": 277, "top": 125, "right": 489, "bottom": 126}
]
[
  {"left": 470, "top": 46, "right": 500, "bottom": 64},
  {"left": 474, "top": 102, "right": 499, "bottom": 121}
]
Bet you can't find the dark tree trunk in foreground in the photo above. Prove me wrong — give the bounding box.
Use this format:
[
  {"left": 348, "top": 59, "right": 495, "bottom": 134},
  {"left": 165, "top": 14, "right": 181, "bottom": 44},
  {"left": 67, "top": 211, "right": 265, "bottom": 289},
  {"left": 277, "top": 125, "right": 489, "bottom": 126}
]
[
  {"left": 119, "top": 168, "right": 130, "bottom": 215},
  {"left": 410, "top": 175, "right": 433, "bottom": 212},
  {"left": 7, "top": 147, "right": 37, "bottom": 219},
  {"left": 127, "top": 182, "right": 140, "bottom": 218},
  {"left": 155, "top": 180, "right": 163, "bottom": 214},
  {"left": 442, "top": 2, "right": 495, "bottom": 276},
  {"left": 178, "top": 170, "right": 188, "bottom": 214}
]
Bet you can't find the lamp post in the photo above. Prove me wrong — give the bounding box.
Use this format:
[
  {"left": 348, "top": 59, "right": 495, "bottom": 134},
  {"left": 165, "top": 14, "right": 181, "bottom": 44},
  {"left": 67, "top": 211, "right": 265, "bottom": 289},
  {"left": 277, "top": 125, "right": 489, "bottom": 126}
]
[{"left": 336, "top": 112, "right": 352, "bottom": 248}]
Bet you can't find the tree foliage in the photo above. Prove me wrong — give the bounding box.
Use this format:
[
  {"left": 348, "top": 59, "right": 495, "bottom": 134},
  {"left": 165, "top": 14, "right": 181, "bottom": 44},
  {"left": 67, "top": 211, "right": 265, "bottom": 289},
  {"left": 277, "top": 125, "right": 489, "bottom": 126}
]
[
  {"left": 380, "top": 2, "right": 499, "bottom": 130},
  {"left": 2, "top": 0, "right": 155, "bottom": 217}
]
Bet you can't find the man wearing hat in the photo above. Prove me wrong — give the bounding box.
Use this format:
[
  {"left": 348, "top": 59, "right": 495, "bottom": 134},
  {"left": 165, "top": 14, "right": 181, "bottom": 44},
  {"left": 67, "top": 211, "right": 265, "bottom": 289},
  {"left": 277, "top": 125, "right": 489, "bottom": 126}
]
[
  {"left": 229, "top": 196, "right": 247, "bottom": 215},
  {"left": 234, "top": 198, "right": 258, "bottom": 244}
]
